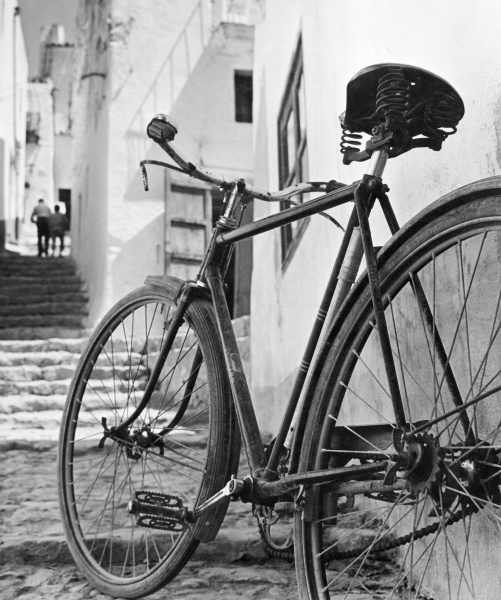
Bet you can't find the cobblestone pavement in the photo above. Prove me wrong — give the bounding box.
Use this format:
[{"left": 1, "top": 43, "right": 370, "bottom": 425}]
[{"left": 0, "top": 441, "right": 303, "bottom": 600}]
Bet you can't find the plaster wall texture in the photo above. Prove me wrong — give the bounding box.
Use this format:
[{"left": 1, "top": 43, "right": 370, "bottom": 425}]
[
  {"left": 0, "top": 1, "right": 28, "bottom": 244},
  {"left": 250, "top": 0, "right": 501, "bottom": 435},
  {"left": 49, "top": 44, "right": 74, "bottom": 136},
  {"left": 72, "top": 0, "right": 215, "bottom": 323},
  {"left": 72, "top": 0, "right": 255, "bottom": 325},
  {"left": 105, "top": 0, "right": 215, "bottom": 318},
  {"left": 24, "top": 83, "right": 55, "bottom": 221},
  {"left": 49, "top": 45, "right": 74, "bottom": 195},
  {"left": 70, "top": 0, "right": 110, "bottom": 322},
  {"left": 167, "top": 22, "right": 254, "bottom": 183},
  {"left": 54, "top": 133, "right": 71, "bottom": 191}
]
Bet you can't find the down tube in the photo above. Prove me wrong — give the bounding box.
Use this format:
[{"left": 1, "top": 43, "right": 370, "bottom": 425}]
[{"left": 205, "top": 263, "right": 267, "bottom": 475}]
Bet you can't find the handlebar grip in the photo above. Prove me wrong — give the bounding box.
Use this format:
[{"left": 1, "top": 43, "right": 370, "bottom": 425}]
[{"left": 147, "top": 114, "right": 178, "bottom": 143}]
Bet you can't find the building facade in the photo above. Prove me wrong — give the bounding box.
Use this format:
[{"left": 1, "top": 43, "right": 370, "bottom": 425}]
[
  {"left": 0, "top": 1, "right": 28, "bottom": 249},
  {"left": 250, "top": 0, "right": 501, "bottom": 437},
  {"left": 23, "top": 25, "right": 73, "bottom": 245},
  {"left": 71, "top": 0, "right": 256, "bottom": 324}
]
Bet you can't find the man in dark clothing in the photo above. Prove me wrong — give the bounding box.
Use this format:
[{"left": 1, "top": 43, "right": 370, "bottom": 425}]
[
  {"left": 49, "top": 205, "right": 68, "bottom": 256},
  {"left": 31, "top": 198, "right": 51, "bottom": 256}
]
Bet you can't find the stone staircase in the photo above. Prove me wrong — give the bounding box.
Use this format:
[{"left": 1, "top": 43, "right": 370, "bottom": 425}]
[
  {"left": 0, "top": 255, "right": 89, "bottom": 340},
  {"left": 0, "top": 254, "right": 251, "bottom": 448},
  {"left": 0, "top": 254, "right": 90, "bottom": 446}
]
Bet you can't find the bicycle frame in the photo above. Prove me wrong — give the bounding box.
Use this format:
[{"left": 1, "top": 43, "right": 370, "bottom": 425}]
[{"left": 131, "top": 144, "right": 471, "bottom": 522}]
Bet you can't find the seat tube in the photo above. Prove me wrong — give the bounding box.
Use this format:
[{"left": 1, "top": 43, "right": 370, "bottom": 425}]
[{"left": 355, "top": 148, "right": 407, "bottom": 429}]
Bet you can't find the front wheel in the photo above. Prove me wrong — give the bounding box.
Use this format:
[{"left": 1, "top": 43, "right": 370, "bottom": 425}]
[
  {"left": 58, "top": 280, "right": 239, "bottom": 598},
  {"left": 296, "top": 190, "right": 501, "bottom": 599}
]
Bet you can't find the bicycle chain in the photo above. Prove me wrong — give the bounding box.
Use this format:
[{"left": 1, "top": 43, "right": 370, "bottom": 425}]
[
  {"left": 256, "top": 517, "right": 295, "bottom": 561},
  {"left": 324, "top": 500, "right": 479, "bottom": 563}
]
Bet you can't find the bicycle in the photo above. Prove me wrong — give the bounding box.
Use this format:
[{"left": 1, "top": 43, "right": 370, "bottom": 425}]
[{"left": 58, "top": 63, "right": 501, "bottom": 599}]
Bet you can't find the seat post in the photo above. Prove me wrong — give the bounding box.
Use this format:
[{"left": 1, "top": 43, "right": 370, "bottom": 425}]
[{"left": 366, "top": 148, "right": 389, "bottom": 179}]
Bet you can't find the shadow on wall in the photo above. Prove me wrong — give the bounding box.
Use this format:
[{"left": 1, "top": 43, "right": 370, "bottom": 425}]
[
  {"left": 110, "top": 212, "right": 165, "bottom": 302},
  {"left": 124, "top": 138, "right": 166, "bottom": 202}
]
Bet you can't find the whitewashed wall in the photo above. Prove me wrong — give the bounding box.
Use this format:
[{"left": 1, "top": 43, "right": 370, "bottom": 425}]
[
  {"left": 24, "top": 83, "right": 56, "bottom": 220},
  {"left": 72, "top": 0, "right": 255, "bottom": 324},
  {"left": 0, "top": 1, "right": 28, "bottom": 246},
  {"left": 71, "top": 0, "right": 211, "bottom": 323},
  {"left": 250, "top": 0, "right": 501, "bottom": 436}
]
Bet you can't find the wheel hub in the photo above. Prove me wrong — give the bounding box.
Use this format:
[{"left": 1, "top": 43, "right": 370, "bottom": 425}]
[
  {"left": 403, "top": 432, "right": 441, "bottom": 494},
  {"left": 99, "top": 418, "right": 165, "bottom": 459}
]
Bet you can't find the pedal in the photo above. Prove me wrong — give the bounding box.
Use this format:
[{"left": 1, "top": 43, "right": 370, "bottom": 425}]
[
  {"left": 133, "top": 491, "right": 182, "bottom": 508},
  {"left": 137, "top": 515, "right": 186, "bottom": 532},
  {"left": 128, "top": 491, "right": 192, "bottom": 531}
]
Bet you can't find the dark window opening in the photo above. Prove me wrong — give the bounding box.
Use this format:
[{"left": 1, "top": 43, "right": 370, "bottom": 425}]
[
  {"left": 26, "top": 112, "right": 41, "bottom": 144},
  {"left": 234, "top": 71, "right": 253, "bottom": 123},
  {"left": 58, "top": 188, "right": 71, "bottom": 230},
  {"left": 277, "top": 39, "right": 307, "bottom": 263}
]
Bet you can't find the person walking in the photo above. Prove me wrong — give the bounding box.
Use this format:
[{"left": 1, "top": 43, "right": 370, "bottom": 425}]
[
  {"left": 30, "top": 198, "right": 51, "bottom": 256},
  {"left": 49, "top": 205, "right": 68, "bottom": 256}
]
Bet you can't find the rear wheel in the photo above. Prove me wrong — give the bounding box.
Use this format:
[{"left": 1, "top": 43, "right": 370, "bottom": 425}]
[
  {"left": 296, "top": 194, "right": 501, "bottom": 599},
  {"left": 58, "top": 280, "right": 238, "bottom": 598}
]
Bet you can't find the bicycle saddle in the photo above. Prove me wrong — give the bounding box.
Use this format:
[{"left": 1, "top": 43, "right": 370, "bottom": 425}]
[{"left": 341, "top": 63, "right": 465, "bottom": 140}]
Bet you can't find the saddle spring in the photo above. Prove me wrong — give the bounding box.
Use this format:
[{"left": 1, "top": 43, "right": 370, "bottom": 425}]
[
  {"left": 423, "top": 92, "right": 463, "bottom": 140},
  {"left": 376, "top": 66, "right": 411, "bottom": 120},
  {"left": 340, "top": 128, "right": 363, "bottom": 156}
]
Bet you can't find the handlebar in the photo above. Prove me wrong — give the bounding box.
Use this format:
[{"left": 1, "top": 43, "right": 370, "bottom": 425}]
[{"left": 146, "top": 114, "right": 344, "bottom": 201}]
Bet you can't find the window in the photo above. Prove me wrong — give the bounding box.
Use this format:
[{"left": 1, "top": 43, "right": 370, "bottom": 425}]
[
  {"left": 234, "top": 70, "right": 253, "bottom": 123},
  {"left": 278, "top": 39, "right": 307, "bottom": 263}
]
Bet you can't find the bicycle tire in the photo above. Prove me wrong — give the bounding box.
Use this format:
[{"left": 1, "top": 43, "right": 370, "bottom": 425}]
[
  {"left": 58, "top": 279, "right": 239, "bottom": 598},
  {"left": 295, "top": 181, "right": 501, "bottom": 599}
]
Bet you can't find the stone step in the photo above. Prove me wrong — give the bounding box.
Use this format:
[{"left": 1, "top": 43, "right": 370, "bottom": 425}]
[
  {"left": 0, "top": 360, "right": 149, "bottom": 383},
  {"left": 0, "top": 379, "right": 72, "bottom": 396},
  {"left": 0, "top": 349, "right": 143, "bottom": 367},
  {"left": 0, "top": 394, "right": 68, "bottom": 414},
  {"left": 0, "top": 409, "right": 64, "bottom": 433},
  {"left": 0, "top": 391, "right": 144, "bottom": 414},
  {"left": 0, "top": 376, "right": 150, "bottom": 397},
  {"left": 0, "top": 338, "right": 88, "bottom": 353},
  {"left": 0, "top": 282, "right": 86, "bottom": 296},
  {"left": 0, "top": 254, "right": 76, "bottom": 263},
  {"left": 0, "top": 302, "right": 88, "bottom": 317},
  {"left": 0, "top": 275, "right": 84, "bottom": 287},
  {"left": 0, "top": 364, "right": 77, "bottom": 382},
  {"left": 0, "top": 327, "right": 90, "bottom": 340},
  {"left": 0, "top": 407, "right": 204, "bottom": 450},
  {"left": 0, "top": 291, "right": 89, "bottom": 305},
  {"left": 0, "top": 350, "right": 81, "bottom": 367},
  {"left": 0, "top": 259, "right": 77, "bottom": 270},
  {"left": 0, "top": 314, "right": 87, "bottom": 330},
  {"left": 0, "top": 262, "right": 78, "bottom": 271}
]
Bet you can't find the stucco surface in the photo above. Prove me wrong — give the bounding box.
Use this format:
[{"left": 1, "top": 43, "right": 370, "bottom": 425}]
[{"left": 250, "top": 0, "right": 501, "bottom": 437}]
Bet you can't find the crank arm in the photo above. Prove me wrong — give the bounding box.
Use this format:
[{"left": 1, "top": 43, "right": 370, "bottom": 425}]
[
  {"left": 193, "top": 462, "right": 389, "bottom": 515},
  {"left": 192, "top": 476, "right": 250, "bottom": 519}
]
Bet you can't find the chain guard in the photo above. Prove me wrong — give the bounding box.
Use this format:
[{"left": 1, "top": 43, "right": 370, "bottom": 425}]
[{"left": 255, "top": 441, "right": 295, "bottom": 560}]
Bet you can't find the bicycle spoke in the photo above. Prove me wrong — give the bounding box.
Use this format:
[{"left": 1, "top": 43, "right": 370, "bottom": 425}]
[{"left": 60, "top": 288, "right": 233, "bottom": 592}]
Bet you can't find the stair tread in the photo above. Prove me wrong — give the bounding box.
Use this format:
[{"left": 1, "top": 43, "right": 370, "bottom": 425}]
[
  {"left": 0, "top": 338, "right": 89, "bottom": 352},
  {"left": 0, "top": 327, "right": 90, "bottom": 340}
]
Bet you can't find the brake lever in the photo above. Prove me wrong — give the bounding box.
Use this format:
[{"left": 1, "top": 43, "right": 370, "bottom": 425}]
[{"left": 139, "top": 160, "right": 191, "bottom": 192}]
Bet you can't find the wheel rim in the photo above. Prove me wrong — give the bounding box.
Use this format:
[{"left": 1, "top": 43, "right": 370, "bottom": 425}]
[
  {"left": 306, "top": 225, "right": 501, "bottom": 599},
  {"left": 60, "top": 294, "right": 212, "bottom": 584}
]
